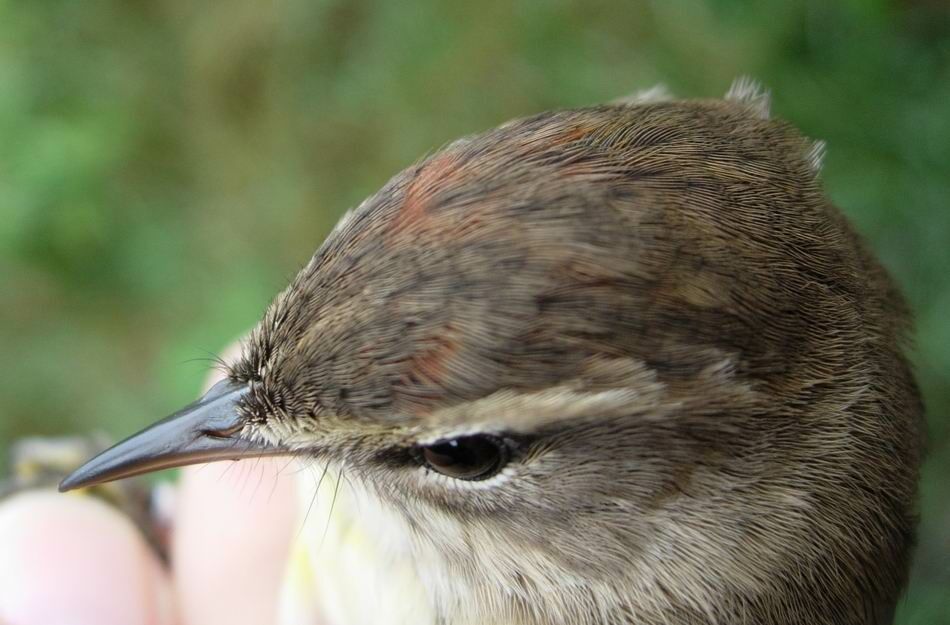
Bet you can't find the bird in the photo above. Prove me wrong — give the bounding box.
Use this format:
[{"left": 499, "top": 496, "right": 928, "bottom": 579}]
[{"left": 61, "top": 79, "right": 923, "bottom": 625}]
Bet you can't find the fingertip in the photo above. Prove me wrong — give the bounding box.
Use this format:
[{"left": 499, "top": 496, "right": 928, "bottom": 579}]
[
  {"left": 173, "top": 459, "right": 297, "bottom": 625},
  {"left": 0, "top": 490, "right": 175, "bottom": 625}
]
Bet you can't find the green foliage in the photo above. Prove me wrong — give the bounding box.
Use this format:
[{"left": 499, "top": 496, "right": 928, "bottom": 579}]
[{"left": 1, "top": 0, "right": 947, "bottom": 619}]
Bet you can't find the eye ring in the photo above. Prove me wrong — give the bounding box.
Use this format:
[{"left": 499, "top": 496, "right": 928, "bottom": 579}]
[{"left": 413, "top": 434, "right": 509, "bottom": 481}]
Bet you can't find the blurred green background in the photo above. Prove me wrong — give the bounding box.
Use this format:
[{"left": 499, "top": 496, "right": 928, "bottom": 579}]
[{"left": 1, "top": 0, "right": 947, "bottom": 620}]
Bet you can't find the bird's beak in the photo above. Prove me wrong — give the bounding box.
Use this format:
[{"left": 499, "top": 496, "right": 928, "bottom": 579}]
[{"left": 59, "top": 379, "right": 289, "bottom": 492}]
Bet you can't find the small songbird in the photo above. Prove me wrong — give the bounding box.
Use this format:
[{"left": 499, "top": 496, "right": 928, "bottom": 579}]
[{"left": 62, "top": 80, "right": 923, "bottom": 625}]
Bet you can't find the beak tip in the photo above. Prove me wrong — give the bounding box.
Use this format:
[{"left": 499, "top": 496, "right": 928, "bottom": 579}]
[
  {"left": 53, "top": 381, "right": 286, "bottom": 492},
  {"left": 58, "top": 472, "right": 85, "bottom": 492}
]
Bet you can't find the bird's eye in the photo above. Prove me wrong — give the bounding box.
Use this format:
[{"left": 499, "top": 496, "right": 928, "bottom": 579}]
[{"left": 414, "top": 434, "right": 508, "bottom": 481}]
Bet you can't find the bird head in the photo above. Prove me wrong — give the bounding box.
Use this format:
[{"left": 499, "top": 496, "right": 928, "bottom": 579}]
[{"left": 62, "top": 81, "right": 922, "bottom": 625}]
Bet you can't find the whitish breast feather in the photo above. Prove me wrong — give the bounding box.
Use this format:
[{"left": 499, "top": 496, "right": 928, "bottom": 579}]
[{"left": 276, "top": 465, "right": 436, "bottom": 625}]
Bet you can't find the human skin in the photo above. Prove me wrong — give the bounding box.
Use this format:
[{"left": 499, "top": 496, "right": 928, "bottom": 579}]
[{"left": 0, "top": 364, "right": 298, "bottom": 625}]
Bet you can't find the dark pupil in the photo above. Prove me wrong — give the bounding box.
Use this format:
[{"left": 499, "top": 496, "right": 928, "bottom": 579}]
[{"left": 422, "top": 435, "right": 503, "bottom": 480}]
